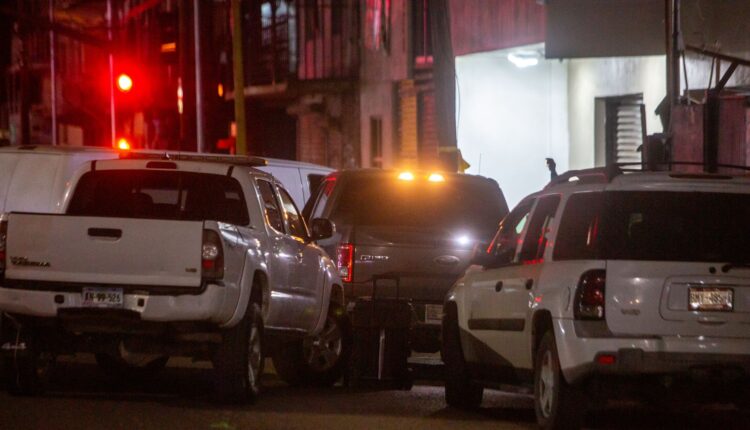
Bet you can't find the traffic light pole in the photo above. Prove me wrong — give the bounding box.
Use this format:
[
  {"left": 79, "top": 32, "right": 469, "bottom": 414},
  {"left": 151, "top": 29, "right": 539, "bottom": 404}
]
[
  {"left": 49, "top": 0, "right": 57, "bottom": 145},
  {"left": 193, "top": 0, "right": 205, "bottom": 153},
  {"left": 231, "top": 0, "right": 247, "bottom": 155},
  {"left": 107, "top": 0, "right": 116, "bottom": 148}
]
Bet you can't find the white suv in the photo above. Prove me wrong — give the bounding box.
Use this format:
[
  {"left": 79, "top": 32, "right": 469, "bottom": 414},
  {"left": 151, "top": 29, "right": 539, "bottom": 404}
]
[{"left": 442, "top": 166, "right": 750, "bottom": 429}]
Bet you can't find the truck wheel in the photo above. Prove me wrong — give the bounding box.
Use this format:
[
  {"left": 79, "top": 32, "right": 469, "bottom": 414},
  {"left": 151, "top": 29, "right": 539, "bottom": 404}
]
[
  {"left": 442, "top": 304, "right": 483, "bottom": 410},
  {"left": 94, "top": 352, "right": 169, "bottom": 380},
  {"left": 213, "top": 303, "right": 264, "bottom": 403},
  {"left": 273, "top": 304, "right": 351, "bottom": 387},
  {"left": 534, "top": 331, "right": 585, "bottom": 430},
  {"left": 3, "top": 327, "right": 54, "bottom": 396}
]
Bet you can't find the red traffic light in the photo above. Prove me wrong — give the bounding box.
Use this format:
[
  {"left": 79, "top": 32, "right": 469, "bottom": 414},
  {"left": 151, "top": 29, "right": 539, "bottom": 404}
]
[
  {"left": 117, "top": 74, "right": 133, "bottom": 93},
  {"left": 117, "top": 138, "right": 131, "bottom": 150}
]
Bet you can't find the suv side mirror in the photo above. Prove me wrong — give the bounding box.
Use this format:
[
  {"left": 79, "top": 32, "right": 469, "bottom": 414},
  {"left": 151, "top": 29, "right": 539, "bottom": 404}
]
[{"left": 310, "top": 218, "right": 334, "bottom": 241}]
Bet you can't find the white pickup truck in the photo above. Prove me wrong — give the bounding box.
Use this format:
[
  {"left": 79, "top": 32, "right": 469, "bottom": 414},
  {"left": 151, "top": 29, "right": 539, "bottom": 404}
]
[{"left": 0, "top": 153, "right": 346, "bottom": 402}]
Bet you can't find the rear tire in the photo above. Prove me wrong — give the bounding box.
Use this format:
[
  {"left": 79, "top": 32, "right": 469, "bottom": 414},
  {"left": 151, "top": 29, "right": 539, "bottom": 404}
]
[
  {"left": 213, "top": 303, "right": 264, "bottom": 403},
  {"left": 273, "top": 304, "right": 351, "bottom": 387},
  {"left": 442, "top": 303, "right": 483, "bottom": 410},
  {"left": 534, "top": 331, "right": 585, "bottom": 430}
]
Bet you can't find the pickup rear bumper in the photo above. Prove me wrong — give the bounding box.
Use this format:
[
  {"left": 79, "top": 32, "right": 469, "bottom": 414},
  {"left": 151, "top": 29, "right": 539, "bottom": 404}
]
[{"left": 0, "top": 283, "right": 230, "bottom": 324}]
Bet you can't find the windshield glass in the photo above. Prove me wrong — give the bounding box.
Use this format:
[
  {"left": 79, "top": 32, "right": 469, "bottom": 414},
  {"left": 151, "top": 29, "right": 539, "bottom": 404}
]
[
  {"left": 68, "top": 170, "right": 249, "bottom": 225},
  {"left": 332, "top": 175, "right": 508, "bottom": 235},
  {"left": 554, "top": 191, "right": 750, "bottom": 262}
]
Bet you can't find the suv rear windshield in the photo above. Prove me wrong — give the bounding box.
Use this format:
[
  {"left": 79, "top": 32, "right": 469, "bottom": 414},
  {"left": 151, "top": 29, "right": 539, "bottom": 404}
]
[
  {"left": 331, "top": 175, "right": 508, "bottom": 235},
  {"left": 68, "top": 170, "right": 249, "bottom": 225},
  {"left": 554, "top": 191, "right": 750, "bottom": 262}
]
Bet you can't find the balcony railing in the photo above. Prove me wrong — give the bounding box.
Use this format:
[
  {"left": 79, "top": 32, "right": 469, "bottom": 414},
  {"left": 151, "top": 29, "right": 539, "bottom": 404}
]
[{"left": 244, "top": 0, "right": 359, "bottom": 87}]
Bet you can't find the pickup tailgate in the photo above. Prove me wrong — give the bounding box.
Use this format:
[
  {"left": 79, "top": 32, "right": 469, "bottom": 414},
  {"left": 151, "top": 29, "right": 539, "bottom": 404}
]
[{"left": 5, "top": 213, "right": 203, "bottom": 288}]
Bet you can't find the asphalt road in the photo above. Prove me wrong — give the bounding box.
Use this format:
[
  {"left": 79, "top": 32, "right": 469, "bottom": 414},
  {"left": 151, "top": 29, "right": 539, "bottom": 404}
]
[{"left": 0, "top": 356, "right": 746, "bottom": 430}]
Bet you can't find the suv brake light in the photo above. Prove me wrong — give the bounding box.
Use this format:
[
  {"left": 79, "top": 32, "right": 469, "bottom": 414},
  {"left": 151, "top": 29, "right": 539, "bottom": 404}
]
[
  {"left": 574, "top": 269, "right": 606, "bottom": 320},
  {"left": 202, "top": 229, "right": 224, "bottom": 281},
  {"left": 336, "top": 243, "right": 354, "bottom": 283}
]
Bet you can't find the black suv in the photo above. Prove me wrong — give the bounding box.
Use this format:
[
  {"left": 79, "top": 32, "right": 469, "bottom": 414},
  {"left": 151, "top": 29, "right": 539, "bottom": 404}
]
[{"left": 306, "top": 169, "right": 508, "bottom": 353}]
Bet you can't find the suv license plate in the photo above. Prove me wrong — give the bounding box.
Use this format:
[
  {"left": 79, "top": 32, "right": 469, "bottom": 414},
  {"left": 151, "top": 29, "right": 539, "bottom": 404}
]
[
  {"left": 82, "top": 287, "right": 124, "bottom": 308},
  {"left": 688, "top": 287, "right": 733, "bottom": 312},
  {"left": 424, "top": 304, "right": 443, "bottom": 324}
]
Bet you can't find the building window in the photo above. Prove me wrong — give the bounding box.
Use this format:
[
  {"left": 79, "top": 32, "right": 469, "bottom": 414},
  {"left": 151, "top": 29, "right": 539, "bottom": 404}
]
[
  {"left": 370, "top": 117, "right": 383, "bottom": 168},
  {"left": 365, "top": 0, "right": 390, "bottom": 51},
  {"left": 595, "top": 94, "right": 644, "bottom": 166},
  {"left": 304, "top": 0, "right": 320, "bottom": 38},
  {"left": 331, "top": 0, "right": 343, "bottom": 35},
  {"left": 413, "top": 0, "right": 432, "bottom": 65}
]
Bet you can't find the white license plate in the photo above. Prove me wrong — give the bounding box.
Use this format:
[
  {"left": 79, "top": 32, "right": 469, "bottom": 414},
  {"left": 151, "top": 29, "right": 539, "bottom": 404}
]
[
  {"left": 82, "top": 287, "right": 124, "bottom": 308},
  {"left": 689, "top": 287, "right": 733, "bottom": 312},
  {"left": 424, "top": 304, "right": 443, "bottom": 324}
]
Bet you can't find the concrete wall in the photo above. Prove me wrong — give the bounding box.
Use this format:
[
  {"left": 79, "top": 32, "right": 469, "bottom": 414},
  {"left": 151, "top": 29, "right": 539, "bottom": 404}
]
[
  {"left": 455, "top": 45, "right": 569, "bottom": 207},
  {"left": 295, "top": 91, "right": 360, "bottom": 169},
  {"left": 567, "top": 56, "right": 667, "bottom": 169},
  {"left": 359, "top": 0, "right": 410, "bottom": 168},
  {"left": 683, "top": 52, "right": 750, "bottom": 96},
  {"left": 359, "top": 82, "right": 396, "bottom": 167},
  {"left": 567, "top": 53, "right": 750, "bottom": 170}
]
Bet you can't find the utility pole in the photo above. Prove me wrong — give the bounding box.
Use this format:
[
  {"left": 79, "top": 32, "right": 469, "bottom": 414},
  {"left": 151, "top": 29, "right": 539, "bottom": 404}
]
[
  {"left": 107, "top": 0, "right": 116, "bottom": 148},
  {"left": 669, "top": 0, "right": 681, "bottom": 108},
  {"left": 49, "top": 0, "right": 57, "bottom": 145},
  {"left": 178, "top": 0, "right": 187, "bottom": 150},
  {"left": 17, "top": 0, "right": 30, "bottom": 146},
  {"left": 193, "top": 0, "right": 204, "bottom": 153},
  {"left": 231, "top": 0, "right": 247, "bottom": 155}
]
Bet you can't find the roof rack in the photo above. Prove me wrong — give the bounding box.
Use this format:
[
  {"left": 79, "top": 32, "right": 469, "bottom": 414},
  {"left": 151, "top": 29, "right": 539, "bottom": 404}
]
[
  {"left": 118, "top": 151, "right": 268, "bottom": 167},
  {"left": 3, "top": 145, "right": 116, "bottom": 153},
  {"left": 545, "top": 161, "right": 750, "bottom": 189}
]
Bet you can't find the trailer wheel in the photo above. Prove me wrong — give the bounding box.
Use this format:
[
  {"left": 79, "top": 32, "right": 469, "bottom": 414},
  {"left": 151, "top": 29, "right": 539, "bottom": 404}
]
[{"left": 3, "top": 326, "right": 54, "bottom": 396}]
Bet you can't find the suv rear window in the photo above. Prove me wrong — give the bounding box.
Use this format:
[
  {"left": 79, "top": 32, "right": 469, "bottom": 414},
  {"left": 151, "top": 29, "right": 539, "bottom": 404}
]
[
  {"left": 554, "top": 191, "right": 750, "bottom": 262},
  {"left": 330, "top": 175, "right": 508, "bottom": 235},
  {"left": 68, "top": 170, "right": 249, "bottom": 225}
]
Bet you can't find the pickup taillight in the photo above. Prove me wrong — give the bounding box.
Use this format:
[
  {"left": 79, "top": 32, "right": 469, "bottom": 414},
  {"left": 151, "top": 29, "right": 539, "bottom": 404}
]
[
  {"left": 202, "top": 229, "right": 224, "bottom": 281},
  {"left": 336, "top": 243, "right": 354, "bottom": 283},
  {"left": 0, "top": 219, "right": 7, "bottom": 274},
  {"left": 574, "top": 269, "right": 606, "bottom": 320}
]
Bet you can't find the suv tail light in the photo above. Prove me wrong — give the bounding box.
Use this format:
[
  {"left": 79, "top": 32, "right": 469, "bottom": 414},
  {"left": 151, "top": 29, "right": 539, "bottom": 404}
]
[
  {"left": 574, "top": 269, "right": 606, "bottom": 320},
  {"left": 0, "top": 219, "right": 7, "bottom": 274},
  {"left": 202, "top": 229, "right": 224, "bottom": 281},
  {"left": 336, "top": 243, "right": 354, "bottom": 283}
]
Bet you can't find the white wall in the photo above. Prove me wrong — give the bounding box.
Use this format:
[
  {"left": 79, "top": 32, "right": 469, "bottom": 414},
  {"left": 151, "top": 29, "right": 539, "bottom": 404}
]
[
  {"left": 457, "top": 49, "right": 750, "bottom": 208},
  {"left": 567, "top": 56, "right": 667, "bottom": 169},
  {"left": 683, "top": 51, "right": 750, "bottom": 96},
  {"left": 456, "top": 47, "right": 569, "bottom": 208}
]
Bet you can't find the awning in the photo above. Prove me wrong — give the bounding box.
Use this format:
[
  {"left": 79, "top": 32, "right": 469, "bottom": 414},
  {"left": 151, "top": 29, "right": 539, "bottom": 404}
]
[{"left": 545, "top": 0, "right": 750, "bottom": 59}]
